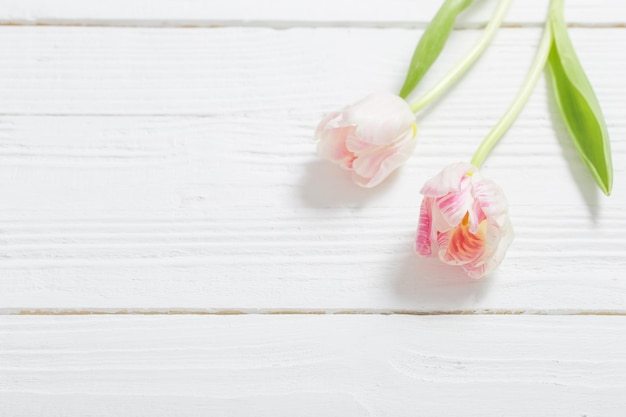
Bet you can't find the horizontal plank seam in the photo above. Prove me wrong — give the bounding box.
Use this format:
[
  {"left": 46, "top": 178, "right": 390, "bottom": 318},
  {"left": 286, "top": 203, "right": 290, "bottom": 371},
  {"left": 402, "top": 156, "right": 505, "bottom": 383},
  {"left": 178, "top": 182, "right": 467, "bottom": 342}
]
[
  {"left": 0, "top": 21, "right": 624, "bottom": 29},
  {"left": 7, "top": 309, "right": 626, "bottom": 316},
  {"left": 0, "top": 113, "right": 234, "bottom": 118}
]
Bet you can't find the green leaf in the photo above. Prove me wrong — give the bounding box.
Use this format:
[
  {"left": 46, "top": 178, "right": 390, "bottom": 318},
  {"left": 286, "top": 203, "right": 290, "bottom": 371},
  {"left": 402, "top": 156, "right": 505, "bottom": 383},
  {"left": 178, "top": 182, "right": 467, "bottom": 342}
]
[
  {"left": 547, "top": 0, "right": 613, "bottom": 195},
  {"left": 398, "top": 0, "right": 474, "bottom": 99}
]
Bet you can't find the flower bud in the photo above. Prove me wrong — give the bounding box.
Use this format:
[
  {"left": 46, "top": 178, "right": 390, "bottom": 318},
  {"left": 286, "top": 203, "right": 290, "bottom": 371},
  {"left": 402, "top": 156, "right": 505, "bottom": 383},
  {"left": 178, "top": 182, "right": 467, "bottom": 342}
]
[
  {"left": 315, "top": 92, "right": 417, "bottom": 188},
  {"left": 415, "top": 162, "right": 514, "bottom": 278}
]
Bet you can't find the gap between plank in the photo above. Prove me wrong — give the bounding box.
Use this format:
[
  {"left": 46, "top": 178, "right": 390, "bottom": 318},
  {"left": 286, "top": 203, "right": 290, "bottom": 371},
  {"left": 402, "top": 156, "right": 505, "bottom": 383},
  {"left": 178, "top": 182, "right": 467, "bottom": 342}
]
[
  {"left": 0, "top": 20, "right": 624, "bottom": 29},
  {"left": 7, "top": 308, "right": 626, "bottom": 316}
]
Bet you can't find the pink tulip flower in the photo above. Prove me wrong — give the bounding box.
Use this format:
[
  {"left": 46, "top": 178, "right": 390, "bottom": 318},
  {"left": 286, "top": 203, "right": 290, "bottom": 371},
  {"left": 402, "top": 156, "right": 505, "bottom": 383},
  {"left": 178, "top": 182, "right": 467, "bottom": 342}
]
[
  {"left": 415, "top": 162, "right": 514, "bottom": 278},
  {"left": 315, "top": 92, "right": 418, "bottom": 188}
]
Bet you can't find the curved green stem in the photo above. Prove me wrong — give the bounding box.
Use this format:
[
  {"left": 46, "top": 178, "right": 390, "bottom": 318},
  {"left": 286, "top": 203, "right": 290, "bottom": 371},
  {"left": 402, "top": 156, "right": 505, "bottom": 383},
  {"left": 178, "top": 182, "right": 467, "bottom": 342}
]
[
  {"left": 470, "top": 20, "right": 552, "bottom": 167},
  {"left": 409, "top": 0, "right": 512, "bottom": 113}
]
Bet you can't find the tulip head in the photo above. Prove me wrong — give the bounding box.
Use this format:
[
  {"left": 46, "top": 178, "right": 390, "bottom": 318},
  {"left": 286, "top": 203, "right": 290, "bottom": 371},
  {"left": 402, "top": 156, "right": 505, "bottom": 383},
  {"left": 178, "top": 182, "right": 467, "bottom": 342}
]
[
  {"left": 415, "top": 162, "right": 513, "bottom": 279},
  {"left": 315, "top": 92, "right": 418, "bottom": 188}
]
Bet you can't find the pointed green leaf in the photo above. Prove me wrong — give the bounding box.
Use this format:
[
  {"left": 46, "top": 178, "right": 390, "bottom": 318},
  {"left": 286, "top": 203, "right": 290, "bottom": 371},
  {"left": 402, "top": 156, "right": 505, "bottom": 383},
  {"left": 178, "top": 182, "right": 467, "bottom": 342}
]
[
  {"left": 398, "top": 0, "right": 474, "bottom": 99},
  {"left": 547, "top": 0, "right": 613, "bottom": 195}
]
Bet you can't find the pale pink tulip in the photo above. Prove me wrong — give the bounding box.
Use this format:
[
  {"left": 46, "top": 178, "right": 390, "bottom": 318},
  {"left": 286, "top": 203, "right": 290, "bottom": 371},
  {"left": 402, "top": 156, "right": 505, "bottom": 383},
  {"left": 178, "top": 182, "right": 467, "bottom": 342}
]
[
  {"left": 415, "top": 162, "right": 513, "bottom": 278},
  {"left": 315, "top": 92, "right": 418, "bottom": 188}
]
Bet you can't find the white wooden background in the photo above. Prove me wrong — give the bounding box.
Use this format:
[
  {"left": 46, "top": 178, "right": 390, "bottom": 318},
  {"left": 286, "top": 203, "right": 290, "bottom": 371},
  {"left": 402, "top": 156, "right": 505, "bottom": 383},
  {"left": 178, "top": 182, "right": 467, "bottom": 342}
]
[{"left": 0, "top": 0, "right": 625, "bottom": 415}]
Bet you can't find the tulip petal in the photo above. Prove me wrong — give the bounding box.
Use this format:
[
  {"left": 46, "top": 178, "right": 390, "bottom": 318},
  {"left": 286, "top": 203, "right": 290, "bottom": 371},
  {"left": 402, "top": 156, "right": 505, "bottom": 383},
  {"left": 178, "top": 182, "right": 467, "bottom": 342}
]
[
  {"left": 471, "top": 219, "right": 503, "bottom": 266},
  {"left": 415, "top": 197, "right": 433, "bottom": 256},
  {"left": 351, "top": 146, "right": 398, "bottom": 183},
  {"left": 345, "top": 133, "right": 383, "bottom": 156},
  {"left": 436, "top": 230, "right": 451, "bottom": 260},
  {"left": 441, "top": 217, "right": 487, "bottom": 266},
  {"left": 466, "top": 200, "right": 484, "bottom": 234},
  {"left": 414, "top": 162, "right": 513, "bottom": 279},
  {"left": 345, "top": 122, "right": 415, "bottom": 155},
  {"left": 343, "top": 92, "right": 416, "bottom": 147},
  {"left": 464, "top": 218, "right": 514, "bottom": 279},
  {"left": 316, "top": 115, "right": 356, "bottom": 170},
  {"left": 471, "top": 175, "right": 509, "bottom": 228},
  {"left": 434, "top": 176, "right": 473, "bottom": 228},
  {"left": 314, "top": 111, "right": 342, "bottom": 141},
  {"left": 351, "top": 136, "right": 416, "bottom": 188},
  {"left": 420, "top": 162, "right": 477, "bottom": 197}
]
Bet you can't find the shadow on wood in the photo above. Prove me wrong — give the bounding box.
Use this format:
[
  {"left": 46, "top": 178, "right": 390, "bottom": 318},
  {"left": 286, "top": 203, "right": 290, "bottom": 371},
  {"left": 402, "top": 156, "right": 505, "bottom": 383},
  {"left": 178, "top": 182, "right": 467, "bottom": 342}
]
[
  {"left": 545, "top": 69, "right": 600, "bottom": 222},
  {"left": 392, "top": 251, "right": 495, "bottom": 309},
  {"left": 298, "top": 159, "right": 400, "bottom": 209}
]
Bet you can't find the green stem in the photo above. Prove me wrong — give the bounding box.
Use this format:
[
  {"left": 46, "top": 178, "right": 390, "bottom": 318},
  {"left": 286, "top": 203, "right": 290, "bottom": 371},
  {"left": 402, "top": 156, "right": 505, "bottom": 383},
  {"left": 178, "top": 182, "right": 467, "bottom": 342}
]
[
  {"left": 470, "top": 20, "right": 553, "bottom": 167},
  {"left": 409, "top": 0, "right": 512, "bottom": 113},
  {"left": 550, "top": 0, "right": 563, "bottom": 16}
]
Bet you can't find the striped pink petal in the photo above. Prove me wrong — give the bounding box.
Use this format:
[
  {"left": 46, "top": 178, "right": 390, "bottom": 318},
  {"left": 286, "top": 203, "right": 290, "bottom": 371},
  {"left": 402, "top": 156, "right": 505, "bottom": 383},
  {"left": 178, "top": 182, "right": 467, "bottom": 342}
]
[
  {"left": 434, "top": 175, "right": 473, "bottom": 229},
  {"left": 420, "top": 162, "right": 477, "bottom": 198},
  {"left": 436, "top": 229, "right": 451, "bottom": 261},
  {"left": 415, "top": 197, "right": 434, "bottom": 256},
  {"left": 471, "top": 174, "right": 509, "bottom": 228}
]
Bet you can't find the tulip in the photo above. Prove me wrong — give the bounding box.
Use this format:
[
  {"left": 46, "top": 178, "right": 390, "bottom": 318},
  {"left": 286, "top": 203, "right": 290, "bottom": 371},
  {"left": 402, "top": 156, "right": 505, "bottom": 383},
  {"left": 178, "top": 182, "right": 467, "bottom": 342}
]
[
  {"left": 415, "top": 162, "right": 513, "bottom": 278},
  {"left": 315, "top": 92, "right": 418, "bottom": 188}
]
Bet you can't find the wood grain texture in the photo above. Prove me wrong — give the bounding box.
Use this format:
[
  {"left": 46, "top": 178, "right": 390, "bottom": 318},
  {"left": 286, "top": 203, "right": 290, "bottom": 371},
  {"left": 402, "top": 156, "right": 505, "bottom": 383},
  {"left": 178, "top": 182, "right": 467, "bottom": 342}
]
[
  {"left": 1, "top": 2, "right": 624, "bottom": 416},
  {"left": 0, "top": 26, "right": 624, "bottom": 312},
  {"left": 1, "top": 315, "right": 625, "bottom": 416},
  {"left": 0, "top": 114, "right": 625, "bottom": 313},
  {"left": 0, "top": 26, "right": 623, "bottom": 116},
  {"left": 1, "top": 4, "right": 625, "bottom": 415},
  {"left": 0, "top": 0, "right": 624, "bottom": 26}
]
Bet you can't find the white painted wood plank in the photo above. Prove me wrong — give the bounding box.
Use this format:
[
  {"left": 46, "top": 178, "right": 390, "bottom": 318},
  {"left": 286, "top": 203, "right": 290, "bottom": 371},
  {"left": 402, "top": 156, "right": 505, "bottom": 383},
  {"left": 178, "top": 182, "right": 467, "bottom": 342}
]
[
  {"left": 0, "top": 111, "right": 625, "bottom": 312},
  {"left": 0, "top": 26, "right": 625, "bottom": 312},
  {"left": 1, "top": 315, "right": 625, "bottom": 416},
  {"left": 0, "top": 26, "right": 623, "bottom": 116},
  {"left": 0, "top": 0, "right": 623, "bottom": 26}
]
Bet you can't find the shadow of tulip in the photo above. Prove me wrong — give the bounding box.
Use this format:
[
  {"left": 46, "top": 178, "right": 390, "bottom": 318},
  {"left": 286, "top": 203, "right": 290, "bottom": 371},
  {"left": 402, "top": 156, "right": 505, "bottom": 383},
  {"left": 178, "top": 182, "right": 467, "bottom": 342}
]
[
  {"left": 393, "top": 251, "right": 495, "bottom": 309},
  {"left": 299, "top": 159, "right": 400, "bottom": 209},
  {"left": 545, "top": 71, "right": 600, "bottom": 222}
]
